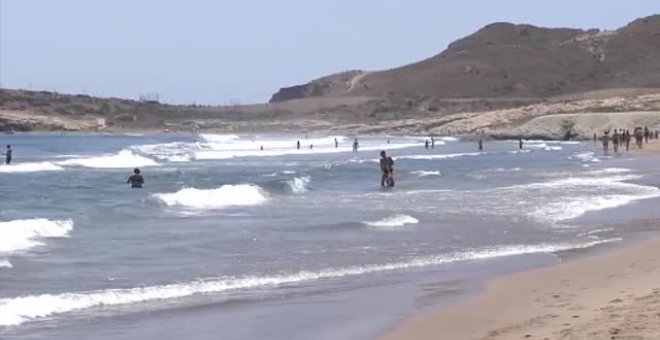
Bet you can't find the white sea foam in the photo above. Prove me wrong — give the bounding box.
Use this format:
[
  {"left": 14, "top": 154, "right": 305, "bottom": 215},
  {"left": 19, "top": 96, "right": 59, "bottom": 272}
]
[
  {"left": 411, "top": 170, "right": 441, "bottom": 177},
  {"left": 0, "top": 259, "right": 11, "bottom": 269},
  {"left": 0, "top": 238, "right": 618, "bottom": 327},
  {"left": 570, "top": 151, "right": 600, "bottom": 163},
  {"left": 364, "top": 214, "right": 420, "bottom": 227},
  {"left": 154, "top": 185, "right": 268, "bottom": 210},
  {"left": 0, "top": 219, "right": 74, "bottom": 253},
  {"left": 544, "top": 146, "right": 563, "bottom": 151},
  {"left": 439, "top": 137, "right": 459, "bottom": 142},
  {"left": 502, "top": 175, "right": 660, "bottom": 222},
  {"left": 586, "top": 168, "right": 632, "bottom": 176},
  {"left": 57, "top": 150, "right": 159, "bottom": 169},
  {"left": 398, "top": 152, "right": 482, "bottom": 160},
  {"left": 0, "top": 162, "right": 64, "bottom": 173},
  {"left": 285, "top": 176, "right": 310, "bottom": 194}
]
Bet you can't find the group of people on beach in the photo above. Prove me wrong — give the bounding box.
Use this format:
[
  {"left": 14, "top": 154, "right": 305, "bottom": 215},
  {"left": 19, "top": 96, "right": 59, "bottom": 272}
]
[{"left": 596, "top": 126, "right": 659, "bottom": 155}]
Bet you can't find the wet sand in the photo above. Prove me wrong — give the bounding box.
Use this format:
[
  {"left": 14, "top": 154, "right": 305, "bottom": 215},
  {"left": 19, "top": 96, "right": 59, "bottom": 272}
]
[{"left": 382, "top": 226, "right": 660, "bottom": 340}]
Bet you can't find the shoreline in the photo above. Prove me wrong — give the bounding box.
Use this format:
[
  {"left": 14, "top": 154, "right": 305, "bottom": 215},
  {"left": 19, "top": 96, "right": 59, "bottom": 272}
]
[{"left": 381, "top": 222, "right": 660, "bottom": 340}]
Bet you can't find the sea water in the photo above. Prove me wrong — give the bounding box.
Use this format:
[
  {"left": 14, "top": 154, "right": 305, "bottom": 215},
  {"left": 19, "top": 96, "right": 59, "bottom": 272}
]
[{"left": 1, "top": 133, "right": 659, "bottom": 340}]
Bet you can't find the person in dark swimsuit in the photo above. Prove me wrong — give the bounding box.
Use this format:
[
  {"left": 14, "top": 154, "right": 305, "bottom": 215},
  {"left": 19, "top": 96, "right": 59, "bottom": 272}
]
[
  {"left": 379, "top": 151, "right": 395, "bottom": 187},
  {"left": 4, "top": 145, "right": 12, "bottom": 165},
  {"left": 127, "top": 168, "right": 145, "bottom": 188}
]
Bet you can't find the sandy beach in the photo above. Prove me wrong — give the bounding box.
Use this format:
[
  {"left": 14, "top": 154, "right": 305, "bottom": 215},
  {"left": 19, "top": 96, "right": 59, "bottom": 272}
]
[{"left": 383, "top": 226, "right": 660, "bottom": 340}]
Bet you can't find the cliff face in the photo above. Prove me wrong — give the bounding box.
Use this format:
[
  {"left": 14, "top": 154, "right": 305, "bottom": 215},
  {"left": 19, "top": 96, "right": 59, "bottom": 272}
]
[
  {"left": 270, "top": 15, "right": 660, "bottom": 102},
  {"left": 269, "top": 70, "right": 363, "bottom": 103}
]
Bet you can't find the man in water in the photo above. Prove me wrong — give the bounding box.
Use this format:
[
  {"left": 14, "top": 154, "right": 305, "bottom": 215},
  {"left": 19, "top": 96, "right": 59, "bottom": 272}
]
[
  {"left": 296, "top": 140, "right": 301, "bottom": 150},
  {"left": 379, "top": 151, "right": 394, "bottom": 187},
  {"left": 519, "top": 138, "right": 524, "bottom": 150},
  {"left": 478, "top": 139, "right": 483, "bottom": 151},
  {"left": 352, "top": 138, "right": 359, "bottom": 152},
  {"left": 431, "top": 137, "right": 435, "bottom": 149},
  {"left": 612, "top": 130, "right": 620, "bottom": 153},
  {"left": 334, "top": 138, "right": 338, "bottom": 148},
  {"left": 126, "top": 168, "right": 145, "bottom": 188},
  {"left": 424, "top": 139, "right": 429, "bottom": 149},
  {"left": 601, "top": 130, "right": 610, "bottom": 155},
  {"left": 3, "top": 145, "right": 12, "bottom": 165}
]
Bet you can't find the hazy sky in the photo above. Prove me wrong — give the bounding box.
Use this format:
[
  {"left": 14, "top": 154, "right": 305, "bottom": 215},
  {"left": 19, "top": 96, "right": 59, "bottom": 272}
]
[{"left": 1, "top": 1, "right": 658, "bottom": 104}]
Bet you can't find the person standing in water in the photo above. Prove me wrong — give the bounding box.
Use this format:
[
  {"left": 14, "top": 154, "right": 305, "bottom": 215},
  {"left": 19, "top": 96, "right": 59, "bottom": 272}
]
[
  {"left": 334, "top": 138, "right": 338, "bottom": 148},
  {"left": 379, "top": 151, "right": 395, "bottom": 187},
  {"left": 431, "top": 137, "right": 435, "bottom": 149},
  {"left": 601, "top": 130, "right": 610, "bottom": 155},
  {"left": 519, "top": 138, "right": 524, "bottom": 150},
  {"left": 126, "top": 168, "right": 145, "bottom": 188},
  {"left": 296, "top": 140, "right": 301, "bottom": 150},
  {"left": 424, "top": 140, "right": 429, "bottom": 149},
  {"left": 3, "top": 145, "right": 12, "bottom": 165},
  {"left": 478, "top": 139, "right": 483, "bottom": 151},
  {"left": 612, "top": 130, "right": 620, "bottom": 153},
  {"left": 352, "top": 138, "right": 359, "bottom": 152}
]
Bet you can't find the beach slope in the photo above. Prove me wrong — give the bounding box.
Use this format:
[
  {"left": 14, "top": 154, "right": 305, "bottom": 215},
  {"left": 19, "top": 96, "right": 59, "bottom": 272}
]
[{"left": 383, "top": 232, "right": 660, "bottom": 340}]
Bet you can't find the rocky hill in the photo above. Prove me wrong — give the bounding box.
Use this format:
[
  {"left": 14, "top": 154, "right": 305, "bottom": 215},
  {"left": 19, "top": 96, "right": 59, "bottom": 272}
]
[{"left": 269, "top": 15, "right": 660, "bottom": 102}]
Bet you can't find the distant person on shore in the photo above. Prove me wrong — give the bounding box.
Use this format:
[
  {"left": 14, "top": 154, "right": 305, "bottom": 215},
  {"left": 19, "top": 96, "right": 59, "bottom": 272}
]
[
  {"left": 644, "top": 126, "right": 650, "bottom": 143},
  {"left": 424, "top": 139, "right": 429, "bottom": 149},
  {"left": 431, "top": 137, "right": 435, "bottom": 149},
  {"left": 260, "top": 145, "right": 264, "bottom": 151},
  {"left": 379, "top": 151, "right": 395, "bottom": 187},
  {"left": 612, "top": 130, "right": 620, "bottom": 153},
  {"left": 334, "top": 138, "right": 338, "bottom": 148},
  {"left": 3, "top": 145, "right": 12, "bottom": 165},
  {"left": 625, "top": 130, "right": 631, "bottom": 151},
  {"left": 519, "top": 138, "right": 524, "bottom": 150},
  {"left": 593, "top": 133, "right": 597, "bottom": 143},
  {"left": 478, "top": 139, "right": 483, "bottom": 151},
  {"left": 352, "top": 138, "right": 359, "bottom": 152},
  {"left": 309, "top": 144, "right": 313, "bottom": 150},
  {"left": 126, "top": 168, "right": 144, "bottom": 188},
  {"left": 601, "top": 130, "right": 610, "bottom": 155},
  {"left": 296, "top": 140, "right": 301, "bottom": 150}
]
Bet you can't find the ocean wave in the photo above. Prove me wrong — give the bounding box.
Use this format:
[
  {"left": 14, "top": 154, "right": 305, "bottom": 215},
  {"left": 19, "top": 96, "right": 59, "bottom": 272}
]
[
  {"left": 285, "top": 176, "right": 310, "bottom": 194},
  {"left": 153, "top": 184, "right": 268, "bottom": 210},
  {"left": 503, "top": 175, "right": 660, "bottom": 222},
  {"left": 364, "top": 214, "right": 420, "bottom": 227},
  {"left": 57, "top": 150, "right": 159, "bottom": 169},
  {"left": 398, "top": 152, "right": 482, "bottom": 161},
  {"left": 586, "top": 168, "right": 632, "bottom": 176},
  {"left": 0, "top": 238, "right": 618, "bottom": 327},
  {"left": 0, "top": 219, "right": 74, "bottom": 253},
  {"left": 0, "top": 259, "right": 11, "bottom": 269},
  {"left": 570, "top": 151, "right": 600, "bottom": 163},
  {"left": 0, "top": 162, "right": 64, "bottom": 173},
  {"left": 410, "top": 170, "right": 441, "bottom": 177}
]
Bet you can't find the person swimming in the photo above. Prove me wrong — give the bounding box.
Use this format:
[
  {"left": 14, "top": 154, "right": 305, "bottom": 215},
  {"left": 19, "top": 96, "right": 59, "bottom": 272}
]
[{"left": 126, "top": 168, "right": 145, "bottom": 188}]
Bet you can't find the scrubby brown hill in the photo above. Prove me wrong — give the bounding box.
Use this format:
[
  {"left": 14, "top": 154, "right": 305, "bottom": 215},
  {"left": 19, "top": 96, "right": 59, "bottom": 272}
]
[{"left": 270, "top": 15, "right": 660, "bottom": 102}]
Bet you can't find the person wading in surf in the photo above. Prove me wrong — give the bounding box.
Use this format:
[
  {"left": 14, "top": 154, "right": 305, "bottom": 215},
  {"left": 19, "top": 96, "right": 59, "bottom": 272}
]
[
  {"left": 379, "top": 151, "right": 395, "bottom": 187},
  {"left": 127, "top": 168, "right": 145, "bottom": 188}
]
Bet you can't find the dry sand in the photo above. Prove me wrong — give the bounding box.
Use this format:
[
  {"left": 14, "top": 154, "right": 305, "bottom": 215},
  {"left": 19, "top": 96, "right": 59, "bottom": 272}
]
[{"left": 383, "top": 230, "right": 660, "bottom": 340}]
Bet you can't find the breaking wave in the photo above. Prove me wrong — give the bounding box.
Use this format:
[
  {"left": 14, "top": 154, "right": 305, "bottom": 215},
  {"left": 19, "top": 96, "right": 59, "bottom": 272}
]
[
  {"left": 398, "top": 152, "right": 482, "bottom": 160},
  {"left": 0, "top": 162, "right": 64, "bottom": 173},
  {"left": 57, "top": 150, "right": 159, "bottom": 169},
  {"left": 153, "top": 184, "right": 268, "bottom": 210},
  {"left": 0, "top": 219, "right": 74, "bottom": 253},
  {"left": 363, "top": 214, "right": 420, "bottom": 227},
  {"left": 285, "top": 176, "right": 310, "bottom": 194},
  {"left": 411, "top": 170, "right": 441, "bottom": 177},
  {"left": 0, "top": 239, "right": 618, "bottom": 327}
]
